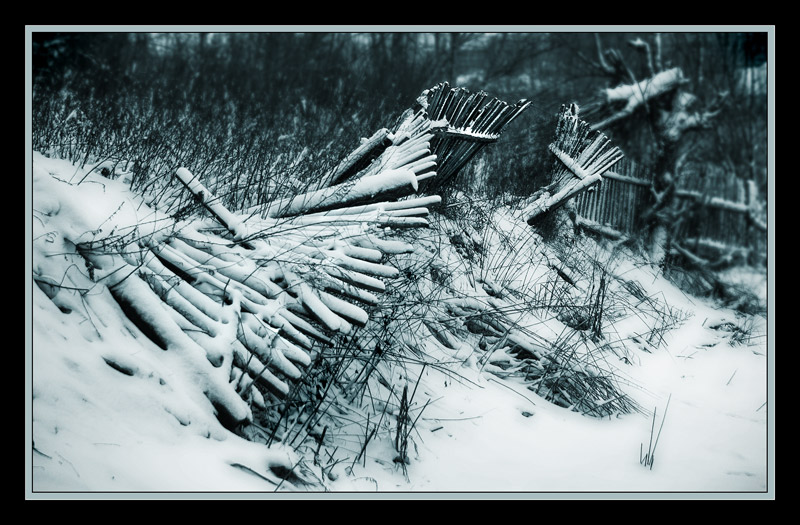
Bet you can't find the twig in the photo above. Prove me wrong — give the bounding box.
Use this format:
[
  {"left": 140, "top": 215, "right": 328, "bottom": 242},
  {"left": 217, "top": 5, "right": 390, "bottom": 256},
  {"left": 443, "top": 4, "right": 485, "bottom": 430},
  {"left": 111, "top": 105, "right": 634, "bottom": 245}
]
[
  {"left": 488, "top": 376, "right": 537, "bottom": 407},
  {"left": 640, "top": 393, "right": 671, "bottom": 470}
]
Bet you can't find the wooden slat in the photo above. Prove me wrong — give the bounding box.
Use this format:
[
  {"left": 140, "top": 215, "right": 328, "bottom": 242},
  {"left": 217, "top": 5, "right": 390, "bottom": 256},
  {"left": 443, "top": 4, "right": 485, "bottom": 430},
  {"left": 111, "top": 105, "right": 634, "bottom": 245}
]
[
  {"left": 575, "top": 155, "right": 766, "bottom": 254},
  {"left": 602, "top": 170, "right": 651, "bottom": 187}
]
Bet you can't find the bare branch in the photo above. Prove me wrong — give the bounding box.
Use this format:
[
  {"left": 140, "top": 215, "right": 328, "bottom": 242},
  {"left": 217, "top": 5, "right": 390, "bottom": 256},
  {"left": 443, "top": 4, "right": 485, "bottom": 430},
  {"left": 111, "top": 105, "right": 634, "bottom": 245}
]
[
  {"left": 595, "top": 33, "right": 616, "bottom": 75},
  {"left": 654, "top": 33, "right": 663, "bottom": 71},
  {"left": 629, "top": 37, "right": 655, "bottom": 77}
]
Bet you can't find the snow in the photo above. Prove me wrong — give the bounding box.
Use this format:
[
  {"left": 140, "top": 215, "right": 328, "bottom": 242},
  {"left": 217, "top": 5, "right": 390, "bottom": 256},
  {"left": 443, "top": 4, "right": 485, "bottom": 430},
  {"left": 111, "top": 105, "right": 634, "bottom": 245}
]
[
  {"left": 603, "top": 68, "right": 686, "bottom": 109},
  {"left": 263, "top": 169, "right": 419, "bottom": 219},
  {"left": 31, "top": 283, "right": 301, "bottom": 492},
  {"left": 314, "top": 274, "right": 769, "bottom": 494},
  {"left": 592, "top": 68, "right": 690, "bottom": 131},
  {"left": 27, "top": 154, "right": 772, "bottom": 499}
]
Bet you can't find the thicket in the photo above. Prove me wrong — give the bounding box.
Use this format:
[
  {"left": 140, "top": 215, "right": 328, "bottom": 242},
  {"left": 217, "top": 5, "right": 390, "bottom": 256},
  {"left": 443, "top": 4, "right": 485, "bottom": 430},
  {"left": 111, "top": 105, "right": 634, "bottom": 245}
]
[
  {"left": 33, "top": 33, "right": 463, "bottom": 209},
  {"left": 32, "top": 32, "right": 767, "bottom": 208}
]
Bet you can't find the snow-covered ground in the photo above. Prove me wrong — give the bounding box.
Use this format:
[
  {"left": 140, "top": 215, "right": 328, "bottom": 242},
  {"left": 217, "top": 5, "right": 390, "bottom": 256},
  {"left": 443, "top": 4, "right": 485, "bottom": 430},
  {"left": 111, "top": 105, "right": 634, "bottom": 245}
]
[{"left": 27, "top": 154, "right": 772, "bottom": 499}]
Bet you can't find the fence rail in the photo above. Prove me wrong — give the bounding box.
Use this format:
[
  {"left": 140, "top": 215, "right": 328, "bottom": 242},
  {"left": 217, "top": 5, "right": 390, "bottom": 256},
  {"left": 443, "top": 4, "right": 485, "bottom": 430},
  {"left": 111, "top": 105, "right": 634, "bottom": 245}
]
[{"left": 574, "top": 157, "right": 767, "bottom": 259}]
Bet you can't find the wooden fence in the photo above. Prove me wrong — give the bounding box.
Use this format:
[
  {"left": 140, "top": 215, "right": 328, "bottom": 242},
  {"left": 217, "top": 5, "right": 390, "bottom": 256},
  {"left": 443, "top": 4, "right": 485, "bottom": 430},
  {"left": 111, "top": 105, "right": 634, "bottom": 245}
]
[
  {"left": 574, "top": 157, "right": 767, "bottom": 259},
  {"left": 574, "top": 157, "right": 651, "bottom": 236}
]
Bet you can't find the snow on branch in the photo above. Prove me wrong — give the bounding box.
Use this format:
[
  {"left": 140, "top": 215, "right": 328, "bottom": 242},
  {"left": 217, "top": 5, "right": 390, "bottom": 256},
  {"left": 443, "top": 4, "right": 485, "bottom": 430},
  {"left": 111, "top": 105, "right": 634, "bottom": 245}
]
[
  {"left": 175, "top": 167, "right": 248, "bottom": 239},
  {"left": 591, "top": 67, "right": 688, "bottom": 131},
  {"left": 602, "top": 67, "right": 686, "bottom": 105}
]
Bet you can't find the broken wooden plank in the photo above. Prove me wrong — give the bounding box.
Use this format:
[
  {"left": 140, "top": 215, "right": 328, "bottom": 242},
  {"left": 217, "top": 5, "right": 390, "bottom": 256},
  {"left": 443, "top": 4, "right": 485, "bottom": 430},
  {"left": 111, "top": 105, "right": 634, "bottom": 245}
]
[
  {"left": 320, "top": 128, "right": 394, "bottom": 187},
  {"left": 527, "top": 105, "right": 623, "bottom": 226}
]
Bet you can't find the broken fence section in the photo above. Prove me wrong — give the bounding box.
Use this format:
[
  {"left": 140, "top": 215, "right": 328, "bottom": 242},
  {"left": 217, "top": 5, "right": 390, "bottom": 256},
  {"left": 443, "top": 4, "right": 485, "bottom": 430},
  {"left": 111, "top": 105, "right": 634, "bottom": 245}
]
[
  {"left": 573, "top": 157, "right": 768, "bottom": 259},
  {"left": 573, "top": 156, "right": 650, "bottom": 236},
  {"left": 157, "top": 83, "right": 532, "bottom": 410},
  {"left": 318, "top": 82, "right": 530, "bottom": 196},
  {"left": 525, "top": 104, "right": 624, "bottom": 225},
  {"left": 412, "top": 82, "right": 531, "bottom": 193}
]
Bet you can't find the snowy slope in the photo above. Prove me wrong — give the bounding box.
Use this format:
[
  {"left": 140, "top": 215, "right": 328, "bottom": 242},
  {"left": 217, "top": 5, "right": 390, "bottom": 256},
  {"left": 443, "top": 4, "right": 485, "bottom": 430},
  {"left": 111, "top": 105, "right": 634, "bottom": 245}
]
[{"left": 27, "top": 154, "right": 771, "bottom": 497}]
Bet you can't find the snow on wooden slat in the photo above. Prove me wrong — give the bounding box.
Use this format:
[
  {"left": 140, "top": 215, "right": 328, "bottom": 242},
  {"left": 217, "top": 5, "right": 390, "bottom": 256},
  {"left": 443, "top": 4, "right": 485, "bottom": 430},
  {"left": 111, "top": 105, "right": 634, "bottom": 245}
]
[
  {"left": 239, "top": 315, "right": 303, "bottom": 379},
  {"left": 160, "top": 154, "right": 440, "bottom": 402},
  {"left": 231, "top": 340, "right": 291, "bottom": 397},
  {"left": 261, "top": 169, "right": 420, "bottom": 219},
  {"left": 320, "top": 128, "right": 393, "bottom": 188}
]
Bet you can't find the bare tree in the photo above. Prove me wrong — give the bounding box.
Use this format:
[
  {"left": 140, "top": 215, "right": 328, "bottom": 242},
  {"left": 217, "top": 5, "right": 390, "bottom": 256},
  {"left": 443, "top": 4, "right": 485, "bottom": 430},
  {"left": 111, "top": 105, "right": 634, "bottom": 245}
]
[{"left": 579, "top": 33, "right": 732, "bottom": 265}]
